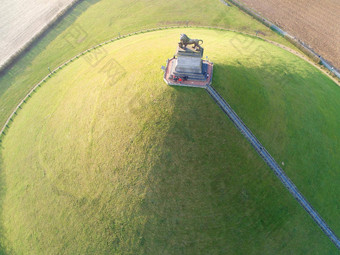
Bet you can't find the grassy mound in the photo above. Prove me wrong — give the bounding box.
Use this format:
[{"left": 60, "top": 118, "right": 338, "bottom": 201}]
[
  {"left": 0, "top": 0, "right": 295, "bottom": 130},
  {"left": 212, "top": 30, "right": 340, "bottom": 239},
  {"left": 0, "top": 29, "right": 338, "bottom": 254}
]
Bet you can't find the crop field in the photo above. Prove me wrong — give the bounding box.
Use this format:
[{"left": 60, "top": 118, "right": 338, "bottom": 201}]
[
  {"left": 0, "top": 0, "right": 76, "bottom": 70},
  {"left": 1, "top": 28, "right": 339, "bottom": 254},
  {"left": 238, "top": 0, "right": 340, "bottom": 70}
]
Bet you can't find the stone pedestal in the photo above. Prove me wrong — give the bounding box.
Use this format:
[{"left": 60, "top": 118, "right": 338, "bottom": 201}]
[
  {"left": 172, "top": 46, "right": 206, "bottom": 81},
  {"left": 175, "top": 56, "right": 202, "bottom": 74},
  {"left": 163, "top": 37, "right": 213, "bottom": 88}
]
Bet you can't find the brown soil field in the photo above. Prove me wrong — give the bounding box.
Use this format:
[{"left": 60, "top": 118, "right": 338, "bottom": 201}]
[
  {"left": 0, "top": 0, "right": 77, "bottom": 70},
  {"left": 238, "top": 0, "right": 340, "bottom": 70}
]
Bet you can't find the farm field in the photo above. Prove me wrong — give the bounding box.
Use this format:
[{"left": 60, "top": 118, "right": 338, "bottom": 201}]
[
  {"left": 1, "top": 28, "right": 339, "bottom": 254},
  {"left": 0, "top": 0, "right": 295, "bottom": 132},
  {"left": 0, "top": 0, "right": 77, "bottom": 70},
  {"left": 238, "top": 0, "right": 340, "bottom": 70}
]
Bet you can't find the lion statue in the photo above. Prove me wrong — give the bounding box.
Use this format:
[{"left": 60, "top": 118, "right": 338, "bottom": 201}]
[{"left": 178, "top": 34, "right": 203, "bottom": 50}]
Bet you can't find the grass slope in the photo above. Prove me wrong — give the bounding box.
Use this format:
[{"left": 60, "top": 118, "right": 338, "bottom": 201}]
[
  {"left": 0, "top": 0, "right": 296, "bottom": 130},
  {"left": 212, "top": 29, "right": 340, "bottom": 241},
  {"left": 0, "top": 29, "right": 338, "bottom": 254}
]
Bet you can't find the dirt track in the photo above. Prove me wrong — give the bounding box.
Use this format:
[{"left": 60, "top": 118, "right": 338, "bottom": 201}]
[
  {"left": 238, "top": 0, "right": 340, "bottom": 70},
  {"left": 0, "top": 0, "right": 76, "bottom": 70}
]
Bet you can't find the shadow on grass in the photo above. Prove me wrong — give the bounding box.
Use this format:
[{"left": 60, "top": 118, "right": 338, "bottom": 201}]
[
  {"left": 0, "top": 0, "right": 101, "bottom": 95},
  {"left": 114, "top": 75, "right": 338, "bottom": 253},
  {"left": 114, "top": 85, "right": 303, "bottom": 254},
  {"left": 0, "top": 73, "right": 337, "bottom": 253}
]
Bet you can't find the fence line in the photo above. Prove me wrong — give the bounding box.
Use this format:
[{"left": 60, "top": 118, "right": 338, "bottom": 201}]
[
  {"left": 0, "top": 24, "right": 338, "bottom": 139},
  {"left": 227, "top": 0, "right": 340, "bottom": 79}
]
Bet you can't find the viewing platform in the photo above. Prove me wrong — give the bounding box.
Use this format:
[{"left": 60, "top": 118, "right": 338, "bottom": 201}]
[{"left": 164, "top": 57, "right": 213, "bottom": 88}]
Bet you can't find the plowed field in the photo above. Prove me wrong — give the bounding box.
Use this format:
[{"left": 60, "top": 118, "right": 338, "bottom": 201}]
[
  {"left": 0, "top": 0, "right": 76, "bottom": 69},
  {"left": 239, "top": 0, "right": 340, "bottom": 70}
]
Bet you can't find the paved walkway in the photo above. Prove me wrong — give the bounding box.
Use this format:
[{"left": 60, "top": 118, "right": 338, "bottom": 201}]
[{"left": 206, "top": 84, "right": 340, "bottom": 250}]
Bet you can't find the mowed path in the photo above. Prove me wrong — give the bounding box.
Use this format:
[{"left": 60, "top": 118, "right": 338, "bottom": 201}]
[{"left": 206, "top": 85, "right": 340, "bottom": 250}]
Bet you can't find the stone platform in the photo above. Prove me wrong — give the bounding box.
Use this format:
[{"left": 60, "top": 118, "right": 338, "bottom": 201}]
[
  {"left": 163, "top": 57, "right": 213, "bottom": 88},
  {"left": 174, "top": 45, "right": 205, "bottom": 80}
]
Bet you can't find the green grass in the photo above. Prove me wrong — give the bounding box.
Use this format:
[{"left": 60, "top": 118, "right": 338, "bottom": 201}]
[
  {"left": 0, "top": 29, "right": 338, "bottom": 254},
  {"left": 212, "top": 29, "right": 340, "bottom": 241},
  {"left": 0, "top": 0, "right": 296, "bottom": 131}
]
